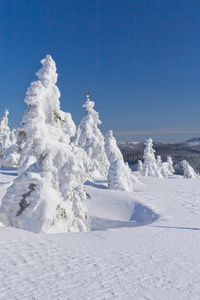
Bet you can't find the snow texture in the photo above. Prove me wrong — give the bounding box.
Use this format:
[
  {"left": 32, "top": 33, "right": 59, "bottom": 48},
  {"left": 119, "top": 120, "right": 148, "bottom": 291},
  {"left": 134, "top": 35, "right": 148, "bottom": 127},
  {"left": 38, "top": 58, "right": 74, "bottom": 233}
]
[
  {"left": 1, "top": 169, "right": 200, "bottom": 299},
  {"left": 75, "top": 92, "right": 110, "bottom": 177},
  {"left": 0, "top": 55, "right": 89, "bottom": 233}
]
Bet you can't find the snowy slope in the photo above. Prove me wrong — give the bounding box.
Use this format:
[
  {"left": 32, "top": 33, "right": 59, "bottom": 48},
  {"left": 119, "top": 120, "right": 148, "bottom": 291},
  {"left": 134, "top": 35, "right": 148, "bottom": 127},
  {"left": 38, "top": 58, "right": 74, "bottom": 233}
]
[{"left": 0, "top": 169, "right": 200, "bottom": 299}]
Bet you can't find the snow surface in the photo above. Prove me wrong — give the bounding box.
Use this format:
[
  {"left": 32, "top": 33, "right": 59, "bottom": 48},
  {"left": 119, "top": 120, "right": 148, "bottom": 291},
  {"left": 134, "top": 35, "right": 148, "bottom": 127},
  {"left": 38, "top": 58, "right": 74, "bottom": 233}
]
[{"left": 1, "top": 169, "right": 200, "bottom": 299}]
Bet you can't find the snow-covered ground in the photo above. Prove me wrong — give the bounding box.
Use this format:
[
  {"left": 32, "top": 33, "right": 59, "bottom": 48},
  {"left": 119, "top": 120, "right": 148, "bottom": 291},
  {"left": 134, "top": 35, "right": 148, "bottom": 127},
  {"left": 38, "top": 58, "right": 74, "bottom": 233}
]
[{"left": 0, "top": 168, "right": 200, "bottom": 299}]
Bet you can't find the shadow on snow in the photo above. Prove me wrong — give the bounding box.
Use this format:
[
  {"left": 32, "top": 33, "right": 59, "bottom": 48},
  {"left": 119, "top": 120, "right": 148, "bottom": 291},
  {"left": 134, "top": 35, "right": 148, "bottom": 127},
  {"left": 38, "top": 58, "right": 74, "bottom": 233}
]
[
  {"left": 152, "top": 225, "right": 200, "bottom": 231},
  {"left": 90, "top": 203, "right": 159, "bottom": 231}
]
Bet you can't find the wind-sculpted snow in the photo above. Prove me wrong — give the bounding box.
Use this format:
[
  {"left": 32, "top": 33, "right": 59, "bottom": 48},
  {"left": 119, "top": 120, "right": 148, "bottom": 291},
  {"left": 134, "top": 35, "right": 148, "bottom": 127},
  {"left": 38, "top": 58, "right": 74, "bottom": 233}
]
[
  {"left": 85, "top": 179, "right": 158, "bottom": 231},
  {"left": 1, "top": 170, "right": 200, "bottom": 299}
]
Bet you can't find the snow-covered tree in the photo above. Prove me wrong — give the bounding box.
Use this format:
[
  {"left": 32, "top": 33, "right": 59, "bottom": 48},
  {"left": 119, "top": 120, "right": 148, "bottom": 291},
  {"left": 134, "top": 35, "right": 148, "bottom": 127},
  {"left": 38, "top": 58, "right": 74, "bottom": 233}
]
[
  {"left": 157, "top": 155, "right": 175, "bottom": 178},
  {"left": 0, "top": 110, "right": 19, "bottom": 167},
  {"left": 75, "top": 92, "right": 109, "bottom": 177},
  {"left": 104, "top": 130, "right": 123, "bottom": 164},
  {"left": 160, "top": 162, "right": 171, "bottom": 178},
  {"left": 181, "top": 160, "right": 198, "bottom": 178},
  {"left": 108, "top": 159, "right": 134, "bottom": 192},
  {"left": 0, "top": 110, "right": 15, "bottom": 157},
  {"left": 0, "top": 55, "right": 89, "bottom": 233},
  {"left": 141, "top": 137, "right": 162, "bottom": 177},
  {"left": 0, "top": 143, "right": 20, "bottom": 167},
  {"left": 167, "top": 156, "right": 175, "bottom": 174},
  {"left": 137, "top": 160, "right": 143, "bottom": 171},
  {"left": 156, "top": 155, "right": 162, "bottom": 167}
]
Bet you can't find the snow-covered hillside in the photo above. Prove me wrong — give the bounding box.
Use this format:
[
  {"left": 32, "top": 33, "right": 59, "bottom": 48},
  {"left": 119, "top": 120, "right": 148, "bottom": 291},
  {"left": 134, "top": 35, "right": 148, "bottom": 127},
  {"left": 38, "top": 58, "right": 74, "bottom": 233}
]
[
  {"left": 0, "top": 168, "right": 200, "bottom": 299},
  {"left": 119, "top": 137, "right": 200, "bottom": 174}
]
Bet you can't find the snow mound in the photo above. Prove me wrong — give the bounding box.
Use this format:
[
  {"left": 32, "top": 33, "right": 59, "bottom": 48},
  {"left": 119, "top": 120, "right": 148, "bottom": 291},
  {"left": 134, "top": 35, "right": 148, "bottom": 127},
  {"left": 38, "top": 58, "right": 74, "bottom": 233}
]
[{"left": 85, "top": 180, "right": 159, "bottom": 231}]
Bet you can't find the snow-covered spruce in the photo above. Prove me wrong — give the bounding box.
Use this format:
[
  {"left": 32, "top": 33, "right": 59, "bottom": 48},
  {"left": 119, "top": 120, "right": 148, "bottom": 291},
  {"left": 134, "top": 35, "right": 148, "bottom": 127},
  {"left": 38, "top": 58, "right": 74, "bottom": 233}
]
[
  {"left": 137, "top": 160, "right": 143, "bottom": 171},
  {"left": 160, "top": 162, "right": 171, "bottom": 178},
  {"left": 141, "top": 137, "right": 163, "bottom": 178},
  {"left": 167, "top": 156, "right": 175, "bottom": 174},
  {"left": 0, "top": 109, "right": 12, "bottom": 158},
  {"left": 157, "top": 155, "right": 175, "bottom": 178},
  {"left": 0, "top": 55, "right": 89, "bottom": 233},
  {"left": 75, "top": 92, "right": 109, "bottom": 177},
  {"left": 107, "top": 159, "right": 136, "bottom": 192},
  {"left": 181, "top": 160, "right": 198, "bottom": 179},
  {"left": 0, "top": 109, "right": 19, "bottom": 167},
  {"left": 156, "top": 155, "right": 162, "bottom": 167},
  {"left": 104, "top": 130, "right": 123, "bottom": 164}
]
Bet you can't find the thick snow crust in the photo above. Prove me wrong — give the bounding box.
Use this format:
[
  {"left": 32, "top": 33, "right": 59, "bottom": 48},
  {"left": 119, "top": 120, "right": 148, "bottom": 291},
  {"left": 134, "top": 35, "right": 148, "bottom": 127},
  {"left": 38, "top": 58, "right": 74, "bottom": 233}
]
[{"left": 1, "top": 169, "right": 200, "bottom": 299}]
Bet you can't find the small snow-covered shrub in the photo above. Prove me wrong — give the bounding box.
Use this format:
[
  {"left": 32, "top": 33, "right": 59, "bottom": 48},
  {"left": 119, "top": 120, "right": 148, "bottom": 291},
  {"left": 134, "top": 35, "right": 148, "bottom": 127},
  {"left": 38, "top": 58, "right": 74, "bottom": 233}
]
[
  {"left": 104, "top": 130, "right": 123, "bottom": 164},
  {"left": 141, "top": 138, "right": 163, "bottom": 178},
  {"left": 0, "top": 55, "right": 89, "bottom": 233},
  {"left": 75, "top": 92, "right": 109, "bottom": 177},
  {"left": 181, "top": 160, "right": 198, "bottom": 178},
  {"left": 108, "top": 159, "right": 134, "bottom": 192}
]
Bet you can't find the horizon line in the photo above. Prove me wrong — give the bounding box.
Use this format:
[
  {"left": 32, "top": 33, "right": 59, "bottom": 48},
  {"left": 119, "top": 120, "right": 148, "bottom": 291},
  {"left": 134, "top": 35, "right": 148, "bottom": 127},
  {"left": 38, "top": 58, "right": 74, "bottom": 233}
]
[{"left": 111, "top": 128, "right": 200, "bottom": 136}]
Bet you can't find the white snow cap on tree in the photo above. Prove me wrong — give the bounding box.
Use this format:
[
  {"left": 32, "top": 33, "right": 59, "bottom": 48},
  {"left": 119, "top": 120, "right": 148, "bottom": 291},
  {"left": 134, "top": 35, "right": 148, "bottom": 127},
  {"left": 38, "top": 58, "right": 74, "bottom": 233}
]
[
  {"left": 75, "top": 91, "right": 109, "bottom": 177},
  {"left": 0, "top": 55, "right": 89, "bottom": 233},
  {"left": 181, "top": 160, "right": 198, "bottom": 178},
  {"left": 141, "top": 137, "right": 163, "bottom": 178},
  {"left": 104, "top": 130, "right": 123, "bottom": 164},
  {"left": 0, "top": 109, "right": 19, "bottom": 167},
  {"left": 108, "top": 159, "right": 135, "bottom": 192}
]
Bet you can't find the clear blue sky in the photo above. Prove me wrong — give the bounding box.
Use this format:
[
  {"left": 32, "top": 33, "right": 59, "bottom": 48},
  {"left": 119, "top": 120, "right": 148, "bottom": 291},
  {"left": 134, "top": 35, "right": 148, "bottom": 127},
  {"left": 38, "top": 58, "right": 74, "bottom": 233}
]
[{"left": 1, "top": 0, "right": 200, "bottom": 143}]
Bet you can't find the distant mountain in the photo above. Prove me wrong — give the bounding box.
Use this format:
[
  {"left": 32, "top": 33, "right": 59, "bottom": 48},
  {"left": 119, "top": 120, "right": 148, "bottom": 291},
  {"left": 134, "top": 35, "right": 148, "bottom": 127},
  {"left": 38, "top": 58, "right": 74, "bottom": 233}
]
[{"left": 118, "top": 137, "right": 200, "bottom": 174}]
